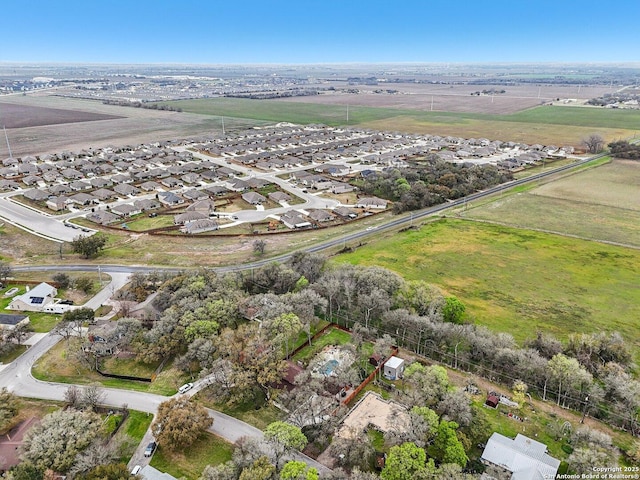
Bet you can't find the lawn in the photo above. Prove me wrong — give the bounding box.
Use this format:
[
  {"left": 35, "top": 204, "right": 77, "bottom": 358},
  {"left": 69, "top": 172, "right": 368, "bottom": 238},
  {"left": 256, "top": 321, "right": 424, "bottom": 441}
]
[
  {"left": 115, "top": 410, "right": 154, "bottom": 464},
  {"left": 150, "top": 432, "right": 234, "bottom": 480},
  {"left": 197, "top": 394, "right": 285, "bottom": 431},
  {"left": 292, "top": 327, "right": 352, "bottom": 365},
  {"left": 32, "top": 340, "right": 186, "bottom": 395},
  {"left": 334, "top": 218, "right": 640, "bottom": 360},
  {"left": 0, "top": 344, "right": 27, "bottom": 364}
]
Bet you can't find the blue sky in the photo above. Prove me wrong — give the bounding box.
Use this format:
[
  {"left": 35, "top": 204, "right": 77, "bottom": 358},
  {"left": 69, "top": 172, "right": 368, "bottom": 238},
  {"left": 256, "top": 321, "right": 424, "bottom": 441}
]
[{"left": 2, "top": 0, "right": 638, "bottom": 64}]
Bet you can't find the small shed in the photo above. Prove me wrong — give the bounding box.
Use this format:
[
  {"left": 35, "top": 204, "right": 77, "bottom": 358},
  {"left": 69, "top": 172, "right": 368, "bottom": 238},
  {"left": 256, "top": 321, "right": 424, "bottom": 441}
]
[
  {"left": 383, "top": 356, "right": 405, "bottom": 380},
  {"left": 485, "top": 394, "right": 499, "bottom": 409}
]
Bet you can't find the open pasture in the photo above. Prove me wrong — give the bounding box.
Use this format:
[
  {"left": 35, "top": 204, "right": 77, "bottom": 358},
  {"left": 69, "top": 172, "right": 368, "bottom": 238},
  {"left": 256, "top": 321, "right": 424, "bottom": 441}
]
[
  {"left": 466, "top": 159, "right": 640, "bottom": 246},
  {"left": 334, "top": 218, "right": 640, "bottom": 358}
]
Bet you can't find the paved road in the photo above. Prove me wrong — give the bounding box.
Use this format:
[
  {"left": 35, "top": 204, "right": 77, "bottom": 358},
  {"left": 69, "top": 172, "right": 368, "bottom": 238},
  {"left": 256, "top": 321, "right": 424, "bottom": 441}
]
[{"left": 0, "top": 280, "right": 331, "bottom": 475}]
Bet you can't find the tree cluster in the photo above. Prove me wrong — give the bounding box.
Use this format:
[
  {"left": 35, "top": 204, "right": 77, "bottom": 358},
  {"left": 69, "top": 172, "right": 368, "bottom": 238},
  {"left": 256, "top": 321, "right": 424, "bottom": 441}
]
[
  {"left": 358, "top": 158, "right": 512, "bottom": 213},
  {"left": 608, "top": 140, "right": 640, "bottom": 159}
]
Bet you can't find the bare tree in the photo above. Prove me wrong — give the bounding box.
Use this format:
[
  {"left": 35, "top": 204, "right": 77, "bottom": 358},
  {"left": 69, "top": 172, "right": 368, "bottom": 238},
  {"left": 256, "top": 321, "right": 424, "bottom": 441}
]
[
  {"left": 64, "top": 385, "right": 82, "bottom": 409},
  {"left": 583, "top": 134, "right": 605, "bottom": 154},
  {"left": 82, "top": 384, "right": 106, "bottom": 411}
]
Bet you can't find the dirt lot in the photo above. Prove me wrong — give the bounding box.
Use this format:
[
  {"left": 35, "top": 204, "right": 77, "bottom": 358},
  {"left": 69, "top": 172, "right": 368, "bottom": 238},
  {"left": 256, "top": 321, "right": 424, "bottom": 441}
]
[{"left": 280, "top": 83, "right": 613, "bottom": 114}]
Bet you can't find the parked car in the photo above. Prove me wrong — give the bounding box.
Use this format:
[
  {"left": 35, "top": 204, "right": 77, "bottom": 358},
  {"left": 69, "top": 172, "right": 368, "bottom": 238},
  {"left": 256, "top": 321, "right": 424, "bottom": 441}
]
[
  {"left": 131, "top": 465, "right": 142, "bottom": 475},
  {"left": 144, "top": 441, "right": 157, "bottom": 457},
  {"left": 178, "top": 382, "right": 194, "bottom": 394}
]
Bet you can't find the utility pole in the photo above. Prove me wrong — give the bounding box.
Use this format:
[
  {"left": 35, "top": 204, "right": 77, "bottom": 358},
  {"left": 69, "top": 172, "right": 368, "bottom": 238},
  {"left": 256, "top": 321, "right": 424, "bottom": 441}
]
[{"left": 3, "top": 126, "right": 13, "bottom": 158}]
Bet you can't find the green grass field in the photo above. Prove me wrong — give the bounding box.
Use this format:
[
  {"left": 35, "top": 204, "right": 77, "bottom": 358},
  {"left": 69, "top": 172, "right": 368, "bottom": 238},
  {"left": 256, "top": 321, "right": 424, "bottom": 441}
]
[
  {"left": 334, "top": 218, "right": 640, "bottom": 358},
  {"left": 151, "top": 432, "right": 233, "bottom": 480},
  {"left": 159, "top": 98, "right": 640, "bottom": 146},
  {"left": 465, "top": 159, "right": 640, "bottom": 247}
]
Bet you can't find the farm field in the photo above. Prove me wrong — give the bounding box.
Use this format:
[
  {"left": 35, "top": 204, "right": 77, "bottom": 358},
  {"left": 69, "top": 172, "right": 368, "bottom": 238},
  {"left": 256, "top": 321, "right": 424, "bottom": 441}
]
[
  {"left": 0, "top": 94, "right": 254, "bottom": 158},
  {"left": 0, "top": 101, "right": 122, "bottom": 128},
  {"left": 465, "top": 159, "right": 640, "bottom": 247},
  {"left": 160, "top": 97, "right": 640, "bottom": 147},
  {"left": 279, "top": 82, "right": 612, "bottom": 114},
  {"left": 333, "top": 218, "right": 640, "bottom": 360}
]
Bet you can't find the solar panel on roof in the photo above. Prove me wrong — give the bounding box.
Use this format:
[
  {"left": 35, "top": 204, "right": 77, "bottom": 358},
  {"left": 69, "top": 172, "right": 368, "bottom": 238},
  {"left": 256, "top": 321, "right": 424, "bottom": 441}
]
[{"left": 30, "top": 297, "right": 44, "bottom": 304}]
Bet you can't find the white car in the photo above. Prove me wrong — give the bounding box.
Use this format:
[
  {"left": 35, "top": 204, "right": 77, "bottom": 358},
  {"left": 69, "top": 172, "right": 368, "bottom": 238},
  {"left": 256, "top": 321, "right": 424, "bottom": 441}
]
[{"left": 178, "top": 382, "right": 194, "bottom": 394}]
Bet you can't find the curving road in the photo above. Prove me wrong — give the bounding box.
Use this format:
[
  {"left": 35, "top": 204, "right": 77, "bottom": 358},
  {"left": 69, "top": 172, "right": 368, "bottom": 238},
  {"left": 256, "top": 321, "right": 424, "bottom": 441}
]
[{"left": 0, "top": 278, "right": 331, "bottom": 475}]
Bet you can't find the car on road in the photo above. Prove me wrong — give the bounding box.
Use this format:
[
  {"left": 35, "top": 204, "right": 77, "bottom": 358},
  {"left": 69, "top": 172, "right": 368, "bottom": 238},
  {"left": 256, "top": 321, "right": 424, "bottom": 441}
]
[
  {"left": 131, "top": 465, "right": 141, "bottom": 475},
  {"left": 144, "top": 441, "right": 157, "bottom": 457},
  {"left": 178, "top": 382, "right": 194, "bottom": 394},
  {"left": 365, "top": 226, "right": 378, "bottom": 231},
  {"left": 231, "top": 215, "right": 239, "bottom": 220}
]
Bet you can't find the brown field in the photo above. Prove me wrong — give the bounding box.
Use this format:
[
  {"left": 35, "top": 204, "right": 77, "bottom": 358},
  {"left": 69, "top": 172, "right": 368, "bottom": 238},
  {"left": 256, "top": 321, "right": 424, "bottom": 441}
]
[
  {"left": 0, "top": 101, "right": 123, "bottom": 128},
  {"left": 0, "top": 94, "right": 249, "bottom": 158},
  {"left": 281, "top": 83, "right": 613, "bottom": 114}
]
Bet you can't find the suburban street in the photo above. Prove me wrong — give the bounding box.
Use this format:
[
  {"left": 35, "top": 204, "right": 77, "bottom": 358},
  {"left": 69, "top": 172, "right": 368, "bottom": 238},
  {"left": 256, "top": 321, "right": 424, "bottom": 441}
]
[{"left": 0, "top": 274, "right": 331, "bottom": 475}]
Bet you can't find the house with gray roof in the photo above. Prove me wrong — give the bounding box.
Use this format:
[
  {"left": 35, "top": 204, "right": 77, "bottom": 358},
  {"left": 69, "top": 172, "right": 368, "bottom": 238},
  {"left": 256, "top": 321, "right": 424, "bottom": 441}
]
[
  {"left": 91, "top": 188, "right": 117, "bottom": 201},
  {"left": 8, "top": 283, "right": 57, "bottom": 312},
  {"left": 174, "top": 211, "right": 208, "bottom": 225},
  {"left": 242, "top": 191, "right": 266, "bottom": 205},
  {"left": 280, "top": 211, "right": 312, "bottom": 229},
  {"left": 355, "top": 196, "right": 388, "bottom": 209},
  {"left": 113, "top": 184, "right": 140, "bottom": 197},
  {"left": 481, "top": 433, "right": 560, "bottom": 480},
  {"left": 23, "top": 189, "right": 50, "bottom": 201},
  {"left": 268, "top": 191, "right": 291, "bottom": 204},
  {"left": 180, "top": 218, "right": 219, "bottom": 234},
  {"left": 87, "top": 210, "right": 119, "bottom": 225},
  {"left": 157, "top": 191, "right": 184, "bottom": 206},
  {"left": 111, "top": 203, "right": 141, "bottom": 217}
]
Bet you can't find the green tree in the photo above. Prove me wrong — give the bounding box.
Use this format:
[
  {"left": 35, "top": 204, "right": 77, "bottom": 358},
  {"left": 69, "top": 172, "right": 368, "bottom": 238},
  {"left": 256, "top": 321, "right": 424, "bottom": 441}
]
[
  {"left": 280, "top": 460, "right": 319, "bottom": 480},
  {"left": 52, "top": 272, "right": 71, "bottom": 289},
  {"left": 0, "top": 261, "right": 12, "bottom": 284},
  {"left": 185, "top": 320, "right": 219, "bottom": 342},
  {"left": 71, "top": 234, "right": 107, "bottom": 259},
  {"left": 6, "top": 461, "right": 44, "bottom": 480},
  {"left": 152, "top": 397, "right": 213, "bottom": 452},
  {"left": 75, "top": 277, "right": 94, "bottom": 294},
  {"left": 430, "top": 420, "right": 468, "bottom": 468},
  {"left": 442, "top": 296, "right": 465, "bottom": 324},
  {"left": 62, "top": 307, "right": 95, "bottom": 324},
  {"left": 239, "top": 456, "right": 275, "bottom": 480},
  {"left": 268, "top": 313, "right": 302, "bottom": 358},
  {"left": 264, "top": 422, "right": 308, "bottom": 470},
  {"left": 0, "top": 387, "right": 19, "bottom": 431},
  {"left": 381, "top": 442, "right": 434, "bottom": 480},
  {"left": 21, "top": 409, "right": 101, "bottom": 473}
]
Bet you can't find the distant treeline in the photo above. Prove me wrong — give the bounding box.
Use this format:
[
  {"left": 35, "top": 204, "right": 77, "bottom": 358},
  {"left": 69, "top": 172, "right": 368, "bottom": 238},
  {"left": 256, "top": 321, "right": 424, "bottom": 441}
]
[
  {"left": 609, "top": 140, "right": 640, "bottom": 159},
  {"left": 226, "top": 89, "right": 319, "bottom": 100},
  {"left": 102, "top": 99, "right": 182, "bottom": 112}
]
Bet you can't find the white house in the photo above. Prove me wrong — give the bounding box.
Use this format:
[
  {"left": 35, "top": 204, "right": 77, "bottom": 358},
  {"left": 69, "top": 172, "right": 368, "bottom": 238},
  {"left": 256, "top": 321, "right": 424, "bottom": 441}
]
[
  {"left": 8, "top": 283, "right": 58, "bottom": 312},
  {"left": 383, "top": 356, "right": 405, "bottom": 380},
  {"left": 481, "top": 433, "right": 560, "bottom": 480}
]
